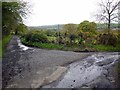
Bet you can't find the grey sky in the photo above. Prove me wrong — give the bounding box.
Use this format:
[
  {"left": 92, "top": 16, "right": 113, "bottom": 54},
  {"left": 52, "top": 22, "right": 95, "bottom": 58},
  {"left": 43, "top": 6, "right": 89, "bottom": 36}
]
[{"left": 23, "top": 0, "right": 101, "bottom": 26}]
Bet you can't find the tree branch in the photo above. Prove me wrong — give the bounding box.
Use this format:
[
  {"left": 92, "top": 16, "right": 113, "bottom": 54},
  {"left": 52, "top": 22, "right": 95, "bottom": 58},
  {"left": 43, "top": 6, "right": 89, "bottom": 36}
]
[{"left": 110, "top": 1, "right": 120, "bottom": 14}]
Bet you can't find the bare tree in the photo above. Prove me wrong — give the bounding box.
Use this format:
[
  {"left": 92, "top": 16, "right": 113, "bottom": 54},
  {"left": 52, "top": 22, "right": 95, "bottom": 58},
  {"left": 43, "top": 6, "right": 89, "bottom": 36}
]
[
  {"left": 97, "top": 0, "right": 120, "bottom": 33},
  {"left": 118, "top": 2, "right": 120, "bottom": 28}
]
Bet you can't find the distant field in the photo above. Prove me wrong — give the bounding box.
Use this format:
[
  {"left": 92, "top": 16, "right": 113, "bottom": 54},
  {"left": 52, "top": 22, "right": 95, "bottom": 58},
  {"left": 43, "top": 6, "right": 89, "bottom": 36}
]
[{"left": 28, "top": 23, "right": 120, "bottom": 31}]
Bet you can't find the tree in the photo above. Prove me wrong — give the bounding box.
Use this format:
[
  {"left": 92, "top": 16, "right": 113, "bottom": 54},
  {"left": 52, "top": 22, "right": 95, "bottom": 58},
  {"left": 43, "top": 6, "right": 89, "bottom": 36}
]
[
  {"left": 96, "top": 0, "right": 120, "bottom": 33},
  {"left": 63, "top": 24, "right": 77, "bottom": 45},
  {"left": 63, "top": 24, "right": 77, "bottom": 36},
  {"left": 77, "top": 21, "right": 98, "bottom": 44},
  {"left": 2, "top": 1, "right": 30, "bottom": 36},
  {"left": 77, "top": 20, "right": 97, "bottom": 35},
  {"left": 118, "top": 3, "right": 120, "bottom": 29},
  {"left": 0, "top": 1, "right": 2, "bottom": 40},
  {"left": 15, "top": 24, "right": 28, "bottom": 35}
]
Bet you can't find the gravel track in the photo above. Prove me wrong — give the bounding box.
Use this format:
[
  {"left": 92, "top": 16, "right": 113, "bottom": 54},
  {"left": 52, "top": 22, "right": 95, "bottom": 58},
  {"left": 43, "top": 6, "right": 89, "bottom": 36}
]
[{"left": 2, "top": 36, "right": 91, "bottom": 88}]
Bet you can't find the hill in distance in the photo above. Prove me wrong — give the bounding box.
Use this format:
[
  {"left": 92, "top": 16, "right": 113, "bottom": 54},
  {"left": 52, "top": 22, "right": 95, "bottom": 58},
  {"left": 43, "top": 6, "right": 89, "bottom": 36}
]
[
  {"left": 28, "top": 23, "right": 119, "bottom": 31},
  {"left": 29, "top": 24, "right": 64, "bottom": 31}
]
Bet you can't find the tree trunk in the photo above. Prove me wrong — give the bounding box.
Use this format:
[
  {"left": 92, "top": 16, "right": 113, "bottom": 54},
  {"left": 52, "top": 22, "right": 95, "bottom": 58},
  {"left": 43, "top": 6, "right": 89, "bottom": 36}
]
[{"left": 108, "top": 14, "right": 111, "bottom": 34}]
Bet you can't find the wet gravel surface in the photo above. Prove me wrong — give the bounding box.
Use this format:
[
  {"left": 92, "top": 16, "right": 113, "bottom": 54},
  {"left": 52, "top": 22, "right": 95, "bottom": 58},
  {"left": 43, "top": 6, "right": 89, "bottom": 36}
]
[
  {"left": 2, "top": 36, "right": 22, "bottom": 88},
  {"left": 42, "top": 52, "right": 120, "bottom": 88},
  {"left": 2, "top": 36, "right": 91, "bottom": 88},
  {"left": 2, "top": 35, "right": 120, "bottom": 89}
]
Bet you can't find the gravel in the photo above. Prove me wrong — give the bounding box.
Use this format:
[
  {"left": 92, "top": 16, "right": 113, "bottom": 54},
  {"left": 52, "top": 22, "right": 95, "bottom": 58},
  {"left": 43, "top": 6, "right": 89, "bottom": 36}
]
[{"left": 2, "top": 36, "right": 91, "bottom": 88}]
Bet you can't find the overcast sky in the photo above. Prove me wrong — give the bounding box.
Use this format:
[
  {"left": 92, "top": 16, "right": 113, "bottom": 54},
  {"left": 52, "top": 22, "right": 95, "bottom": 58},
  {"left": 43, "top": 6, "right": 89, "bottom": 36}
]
[{"left": 23, "top": 0, "right": 101, "bottom": 26}]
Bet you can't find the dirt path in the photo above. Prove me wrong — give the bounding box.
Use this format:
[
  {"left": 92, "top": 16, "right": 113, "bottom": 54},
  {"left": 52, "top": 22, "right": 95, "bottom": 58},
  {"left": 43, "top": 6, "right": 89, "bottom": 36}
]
[{"left": 2, "top": 36, "right": 91, "bottom": 88}]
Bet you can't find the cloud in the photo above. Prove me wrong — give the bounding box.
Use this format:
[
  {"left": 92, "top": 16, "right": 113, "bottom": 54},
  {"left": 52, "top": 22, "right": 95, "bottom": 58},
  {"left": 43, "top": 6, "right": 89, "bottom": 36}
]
[{"left": 23, "top": 0, "right": 99, "bottom": 26}]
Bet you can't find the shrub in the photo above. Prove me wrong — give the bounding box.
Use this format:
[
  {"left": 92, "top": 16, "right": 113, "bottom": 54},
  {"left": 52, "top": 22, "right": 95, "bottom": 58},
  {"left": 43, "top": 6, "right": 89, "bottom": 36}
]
[
  {"left": 69, "top": 34, "right": 76, "bottom": 45},
  {"left": 98, "top": 33, "right": 117, "bottom": 46},
  {"left": 24, "top": 31, "right": 48, "bottom": 43},
  {"left": 117, "top": 31, "right": 120, "bottom": 44}
]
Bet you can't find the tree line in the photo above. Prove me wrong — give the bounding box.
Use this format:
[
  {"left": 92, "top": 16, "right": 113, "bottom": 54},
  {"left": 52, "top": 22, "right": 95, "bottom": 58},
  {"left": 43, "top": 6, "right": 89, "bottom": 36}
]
[{"left": 2, "top": 1, "right": 29, "bottom": 37}]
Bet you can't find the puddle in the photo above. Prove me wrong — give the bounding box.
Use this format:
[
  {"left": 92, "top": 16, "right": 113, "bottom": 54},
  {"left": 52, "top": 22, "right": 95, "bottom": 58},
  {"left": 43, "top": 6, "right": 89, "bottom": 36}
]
[
  {"left": 54, "top": 65, "right": 102, "bottom": 88},
  {"left": 43, "top": 52, "right": 120, "bottom": 88},
  {"left": 17, "top": 39, "right": 29, "bottom": 51}
]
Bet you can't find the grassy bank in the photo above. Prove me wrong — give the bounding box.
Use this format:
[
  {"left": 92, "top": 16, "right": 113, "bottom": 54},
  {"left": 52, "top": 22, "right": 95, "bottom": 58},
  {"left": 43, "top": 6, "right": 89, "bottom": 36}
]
[
  {"left": 1, "top": 35, "right": 13, "bottom": 58},
  {"left": 21, "top": 37, "right": 64, "bottom": 50},
  {"left": 21, "top": 37, "right": 120, "bottom": 52},
  {"left": 94, "top": 45, "right": 120, "bottom": 51}
]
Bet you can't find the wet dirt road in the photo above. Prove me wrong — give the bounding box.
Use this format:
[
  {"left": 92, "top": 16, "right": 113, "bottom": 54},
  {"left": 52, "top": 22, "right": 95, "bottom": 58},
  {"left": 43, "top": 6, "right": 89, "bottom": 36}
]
[
  {"left": 43, "top": 52, "right": 120, "bottom": 88},
  {"left": 2, "top": 36, "right": 92, "bottom": 88}
]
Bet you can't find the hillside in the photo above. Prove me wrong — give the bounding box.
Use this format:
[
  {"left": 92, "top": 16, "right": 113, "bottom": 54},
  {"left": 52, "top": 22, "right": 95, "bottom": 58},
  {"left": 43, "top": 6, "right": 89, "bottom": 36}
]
[
  {"left": 29, "top": 24, "right": 64, "bottom": 31},
  {"left": 28, "top": 23, "right": 119, "bottom": 31}
]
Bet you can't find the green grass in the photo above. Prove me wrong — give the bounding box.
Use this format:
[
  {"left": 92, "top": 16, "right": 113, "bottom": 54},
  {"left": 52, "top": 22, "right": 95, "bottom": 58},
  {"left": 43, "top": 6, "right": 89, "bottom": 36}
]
[
  {"left": 1, "top": 35, "right": 13, "bottom": 58},
  {"left": 21, "top": 37, "right": 64, "bottom": 50},
  {"left": 21, "top": 36, "right": 120, "bottom": 52},
  {"left": 93, "top": 44, "right": 120, "bottom": 51}
]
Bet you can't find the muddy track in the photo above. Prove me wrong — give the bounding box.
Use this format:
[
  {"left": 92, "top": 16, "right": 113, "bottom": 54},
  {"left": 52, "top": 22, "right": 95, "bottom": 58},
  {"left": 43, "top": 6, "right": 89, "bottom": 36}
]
[
  {"left": 2, "top": 36, "right": 22, "bottom": 88},
  {"left": 42, "top": 52, "right": 120, "bottom": 88},
  {"left": 2, "top": 36, "right": 92, "bottom": 88},
  {"left": 2, "top": 35, "right": 120, "bottom": 89}
]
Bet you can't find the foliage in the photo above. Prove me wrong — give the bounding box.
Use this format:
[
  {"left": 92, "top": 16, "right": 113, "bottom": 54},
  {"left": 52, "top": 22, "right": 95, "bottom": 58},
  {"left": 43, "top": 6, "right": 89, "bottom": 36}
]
[
  {"left": 2, "top": 1, "right": 30, "bottom": 36},
  {"left": 77, "top": 20, "right": 98, "bottom": 35},
  {"left": 2, "top": 35, "right": 13, "bottom": 57},
  {"left": 63, "top": 24, "right": 77, "bottom": 36},
  {"left": 24, "top": 31, "right": 48, "bottom": 43},
  {"left": 116, "top": 30, "right": 120, "bottom": 44},
  {"left": 93, "top": 44, "right": 120, "bottom": 51},
  {"left": 20, "top": 20, "right": 120, "bottom": 52},
  {"left": 44, "top": 30, "right": 57, "bottom": 37},
  {"left": 98, "top": 33, "right": 117, "bottom": 46},
  {"left": 15, "top": 24, "right": 28, "bottom": 35},
  {"left": 69, "top": 34, "right": 76, "bottom": 45},
  {"left": 21, "top": 37, "right": 63, "bottom": 50},
  {"left": 48, "top": 36, "right": 57, "bottom": 43},
  {"left": 77, "top": 21, "right": 98, "bottom": 45},
  {"left": 21, "top": 32, "right": 120, "bottom": 52}
]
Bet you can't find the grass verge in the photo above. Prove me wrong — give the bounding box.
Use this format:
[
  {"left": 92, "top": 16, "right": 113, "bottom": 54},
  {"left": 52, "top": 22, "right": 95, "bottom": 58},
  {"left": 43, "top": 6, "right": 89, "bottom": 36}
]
[
  {"left": 93, "top": 44, "right": 120, "bottom": 51},
  {"left": 1, "top": 35, "right": 13, "bottom": 58},
  {"left": 21, "top": 37, "right": 120, "bottom": 52},
  {"left": 21, "top": 37, "right": 64, "bottom": 50}
]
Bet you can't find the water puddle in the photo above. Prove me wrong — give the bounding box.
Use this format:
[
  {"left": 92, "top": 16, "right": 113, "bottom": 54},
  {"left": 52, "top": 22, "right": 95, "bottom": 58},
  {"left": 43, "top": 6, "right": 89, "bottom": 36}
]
[
  {"left": 17, "top": 39, "right": 29, "bottom": 51},
  {"left": 43, "top": 52, "right": 120, "bottom": 88}
]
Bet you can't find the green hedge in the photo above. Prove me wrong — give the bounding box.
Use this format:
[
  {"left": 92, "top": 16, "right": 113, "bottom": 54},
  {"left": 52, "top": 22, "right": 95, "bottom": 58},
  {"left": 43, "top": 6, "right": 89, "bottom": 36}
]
[
  {"left": 21, "top": 37, "right": 64, "bottom": 50},
  {"left": 24, "top": 31, "right": 48, "bottom": 43}
]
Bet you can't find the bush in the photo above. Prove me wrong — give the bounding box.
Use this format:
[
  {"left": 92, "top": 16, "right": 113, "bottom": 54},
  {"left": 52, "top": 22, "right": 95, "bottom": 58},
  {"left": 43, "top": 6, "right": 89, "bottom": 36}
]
[
  {"left": 117, "top": 31, "right": 120, "bottom": 44},
  {"left": 24, "top": 31, "right": 48, "bottom": 43},
  {"left": 98, "top": 33, "right": 117, "bottom": 46},
  {"left": 69, "top": 34, "right": 76, "bottom": 45}
]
